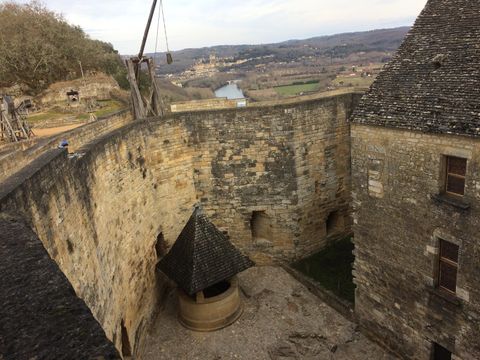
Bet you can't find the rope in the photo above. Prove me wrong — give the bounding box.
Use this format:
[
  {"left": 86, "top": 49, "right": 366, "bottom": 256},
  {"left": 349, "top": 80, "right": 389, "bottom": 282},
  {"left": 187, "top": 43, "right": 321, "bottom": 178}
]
[
  {"left": 160, "top": 0, "right": 170, "bottom": 53},
  {"left": 154, "top": 0, "right": 162, "bottom": 56}
]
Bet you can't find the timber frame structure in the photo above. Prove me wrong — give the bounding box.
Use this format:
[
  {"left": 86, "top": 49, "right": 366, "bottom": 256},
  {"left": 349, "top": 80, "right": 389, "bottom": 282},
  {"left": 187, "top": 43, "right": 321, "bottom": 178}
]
[
  {"left": 126, "top": 57, "right": 163, "bottom": 120},
  {"left": 0, "top": 96, "right": 34, "bottom": 143},
  {"left": 126, "top": 0, "right": 164, "bottom": 120}
]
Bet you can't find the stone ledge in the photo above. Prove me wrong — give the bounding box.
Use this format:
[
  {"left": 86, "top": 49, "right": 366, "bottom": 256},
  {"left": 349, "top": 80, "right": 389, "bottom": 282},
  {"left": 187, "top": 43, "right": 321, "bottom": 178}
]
[
  {"left": 427, "top": 287, "right": 463, "bottom": 307},
  {"left": 431, "top": 193, "right": 471, "bottom": 211}
]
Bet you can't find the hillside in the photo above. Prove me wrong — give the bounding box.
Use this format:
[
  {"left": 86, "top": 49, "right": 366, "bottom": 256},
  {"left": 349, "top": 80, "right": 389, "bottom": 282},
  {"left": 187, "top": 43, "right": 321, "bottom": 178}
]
[
  {"left": 152, "top": 27, "right": 410, "bottom": 75},
  {"left": 0, "top": 2, "right": 126, "bottom": 94}
]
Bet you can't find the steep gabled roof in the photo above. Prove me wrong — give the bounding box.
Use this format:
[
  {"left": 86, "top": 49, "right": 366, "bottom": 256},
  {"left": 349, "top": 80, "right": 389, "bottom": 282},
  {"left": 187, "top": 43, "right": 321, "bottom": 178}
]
[
  {"left": 352, "top": 0, "right": 480, "bottom": 137},
  {"left": 158, "top": 207, "right": 254, "bottom": 295}
]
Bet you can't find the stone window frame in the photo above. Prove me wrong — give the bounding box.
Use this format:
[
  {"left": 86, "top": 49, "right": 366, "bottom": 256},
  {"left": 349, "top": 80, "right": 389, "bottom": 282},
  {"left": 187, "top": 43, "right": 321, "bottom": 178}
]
[
  {"left": 250, "top": 210, "right": 272, "bottom": 243},
  {"left": 438, "top": 149, "right": 472, "bottom": 198},
  {"left": 437, "top": 239, "right": 459, "bottom": 295},
  {"left": 444, "top": 156, "right": 467, "bottom": 197},
  {"left": 426, "top": 229, "right": 469, "bottom": 303}
]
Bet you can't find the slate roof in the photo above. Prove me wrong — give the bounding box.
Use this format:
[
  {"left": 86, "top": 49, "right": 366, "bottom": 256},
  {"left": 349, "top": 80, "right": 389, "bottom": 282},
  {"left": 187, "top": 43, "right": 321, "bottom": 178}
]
[
  {"left": 0, "top": 215, "right": 120, "bottom": 360},
  {"left": 158, "top": 207, "right": 254, "bottom": 296},
  {"left": 352, "top": 0, "right": 480, "bottom": 137}
]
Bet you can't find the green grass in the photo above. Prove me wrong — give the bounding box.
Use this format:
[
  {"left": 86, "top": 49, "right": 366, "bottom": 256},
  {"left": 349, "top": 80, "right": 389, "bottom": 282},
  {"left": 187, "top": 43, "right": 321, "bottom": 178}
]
[
  {"left": 274, "top": 82, "right": 320, "bottom": 96},
  {"left": 28, "top": 111, "right": 65, "bottom": 123},
  {"left": 28, "top": 100, "right": 125, "bottom": 124},
  {"left": 75, "top": 99, "right": 124, "bottom": 120},
  {"left": 293, "top": 237, "right": 355, "bottom": 303},
  {"left": 93, "top": 99, "right": 124, "bottom": 118},
  {"left": 332, "top": 75, "right": 375, "bottom": 88}
]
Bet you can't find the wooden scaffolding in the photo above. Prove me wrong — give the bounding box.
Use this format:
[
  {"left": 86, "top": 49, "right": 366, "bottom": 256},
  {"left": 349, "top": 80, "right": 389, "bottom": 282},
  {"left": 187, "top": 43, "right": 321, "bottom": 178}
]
[{"left": 0, "top": 96, "right": 34, "bottom": 143}]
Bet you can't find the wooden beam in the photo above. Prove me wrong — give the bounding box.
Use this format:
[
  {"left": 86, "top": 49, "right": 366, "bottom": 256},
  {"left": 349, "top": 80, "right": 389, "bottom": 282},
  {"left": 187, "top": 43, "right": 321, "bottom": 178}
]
[
  {"left": 126, "top": 59, "right": 146, "bottom": 119},
  {"left": 147, "top": 58, "right": 164, "bottom": 117}
]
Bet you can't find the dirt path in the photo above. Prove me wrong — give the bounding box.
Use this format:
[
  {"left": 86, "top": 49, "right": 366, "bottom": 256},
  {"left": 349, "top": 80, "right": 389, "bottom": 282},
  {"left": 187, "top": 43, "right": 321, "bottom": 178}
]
[{"left": 32, "top": 123, "right": 85, "bottom": 138}]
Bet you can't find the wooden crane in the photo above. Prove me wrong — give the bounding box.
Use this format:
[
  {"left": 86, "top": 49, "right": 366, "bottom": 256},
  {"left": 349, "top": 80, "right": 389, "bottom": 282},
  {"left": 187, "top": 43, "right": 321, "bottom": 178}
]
[{"left": 126, "top": 0, "right": 171, "bottom": 120}]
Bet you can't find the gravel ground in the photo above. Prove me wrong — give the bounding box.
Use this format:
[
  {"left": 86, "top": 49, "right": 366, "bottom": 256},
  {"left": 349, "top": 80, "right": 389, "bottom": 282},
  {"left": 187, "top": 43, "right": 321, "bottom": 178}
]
[{"left": 140, "top": 266, "right": 396, "bottom": 360}]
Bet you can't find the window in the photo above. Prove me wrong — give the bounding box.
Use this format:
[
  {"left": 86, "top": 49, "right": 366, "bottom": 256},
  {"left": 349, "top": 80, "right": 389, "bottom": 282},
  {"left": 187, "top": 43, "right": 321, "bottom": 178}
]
[
  {"left": 155, "top": 232, "right": 168, "bottom": 261},
  {"left": 432, "top": 342, "right": 452, "bottom": 360},
  {"left": 437, "top": 239, "right": 459, "bottom": 295},
  {"left": 326, "top": 211, "right": 344, "bottom": 236},
  {"left": 251, "top": 211, "right": 272, "bottom": 241},
  {"left": 121, "top": 320, "right": 132, "bottom": 358},
  {"left": 445, "top": 156, "right": 467, "bottom": 196}
]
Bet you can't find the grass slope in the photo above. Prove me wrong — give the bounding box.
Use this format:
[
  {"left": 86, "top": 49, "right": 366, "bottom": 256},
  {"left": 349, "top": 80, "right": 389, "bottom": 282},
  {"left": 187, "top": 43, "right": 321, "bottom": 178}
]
[{"left": 274, "top": 83, "right": 320, "bottom": 96}]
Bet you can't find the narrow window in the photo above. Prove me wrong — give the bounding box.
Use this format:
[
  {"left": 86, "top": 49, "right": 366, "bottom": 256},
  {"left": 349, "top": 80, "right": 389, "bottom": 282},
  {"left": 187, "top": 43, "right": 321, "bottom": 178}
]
[
  {"left": 445, "top": 156, "right": 467, "bottom": 196},
  {"left": 326, "top": 211, "right": 343, "bottom": 236},
  {"left": 432, "top": 342, "right": 452, "bottom": 360},
  {"left": 155, "top": 232, "right": 167, "bottom": 261},
  {"left": 121, "top": 320, "right": 132, "bottom": 358},
  {"left": 437, "top": 239, "right": 459, "bottom": 295},
  {"left": 251, "top": 211, "right": 271, "bottom": 241}
]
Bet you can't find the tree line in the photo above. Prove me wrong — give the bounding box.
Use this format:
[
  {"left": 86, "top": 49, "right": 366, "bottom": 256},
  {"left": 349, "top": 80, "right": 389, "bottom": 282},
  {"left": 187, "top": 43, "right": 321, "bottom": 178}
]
[{"left": 0, "top": 1, "right": 129, "bottom": 94}]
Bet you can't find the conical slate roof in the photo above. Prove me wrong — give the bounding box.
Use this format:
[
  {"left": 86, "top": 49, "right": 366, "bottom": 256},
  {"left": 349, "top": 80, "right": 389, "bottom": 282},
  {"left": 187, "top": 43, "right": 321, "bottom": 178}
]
[{"left": 158, "top": 207, "right": 254, "bottom": 296}]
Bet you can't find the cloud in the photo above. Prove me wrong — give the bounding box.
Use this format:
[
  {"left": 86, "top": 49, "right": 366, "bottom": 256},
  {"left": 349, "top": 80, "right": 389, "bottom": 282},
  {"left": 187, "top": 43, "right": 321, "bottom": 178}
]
[{"left": 20, "top": 0, "right": 428, "bottom": 53}]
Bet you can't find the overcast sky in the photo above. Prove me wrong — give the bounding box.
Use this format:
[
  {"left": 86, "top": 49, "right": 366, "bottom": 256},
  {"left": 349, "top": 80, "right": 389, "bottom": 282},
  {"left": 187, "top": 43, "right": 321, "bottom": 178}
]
[{"left": 16, "top": 0, "right": 428, "bottom": 54}]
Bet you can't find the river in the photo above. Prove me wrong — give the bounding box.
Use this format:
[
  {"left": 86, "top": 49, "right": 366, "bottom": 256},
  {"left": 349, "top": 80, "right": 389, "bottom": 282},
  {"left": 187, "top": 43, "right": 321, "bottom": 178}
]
[{"left": 214, "top": 82, "right": 245, "bottom": 99}]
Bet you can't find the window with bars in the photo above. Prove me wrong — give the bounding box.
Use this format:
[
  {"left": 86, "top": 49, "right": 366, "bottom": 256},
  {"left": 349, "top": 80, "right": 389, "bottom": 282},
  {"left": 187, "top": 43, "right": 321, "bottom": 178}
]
[
  {"left": 445, "top": 156, "right": 467, "bottom": 196},
  {"left": 437, "top": 239, "right": 459, "bottom": 295}
]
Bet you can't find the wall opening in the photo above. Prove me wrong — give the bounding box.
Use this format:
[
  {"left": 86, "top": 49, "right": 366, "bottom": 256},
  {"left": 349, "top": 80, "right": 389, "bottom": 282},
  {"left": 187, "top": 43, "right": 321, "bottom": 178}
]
[
  {"left": 432, "top": 342, "right": 452, "bottom": 360},
  {"left": 121, "top": 320, "right": 132, "bottom": 358},
  {"left": 251, "top": 211, "right": 272, "bottom": 241},
  {"left": 155, "top": 232, "right": 168, "bottom": 261},
  {"left": 326, "top": 211, "right": 344, "bottom": 236}
]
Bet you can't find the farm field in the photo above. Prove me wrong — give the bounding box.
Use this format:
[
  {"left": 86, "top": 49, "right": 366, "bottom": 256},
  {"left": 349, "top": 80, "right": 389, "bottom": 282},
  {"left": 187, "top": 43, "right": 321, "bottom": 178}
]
[
  {"left": 274, "top": 82, "right": 320, "bottom": 96},
  {"left": 332, "top": 75, "right": 376, "bottom": 88}
]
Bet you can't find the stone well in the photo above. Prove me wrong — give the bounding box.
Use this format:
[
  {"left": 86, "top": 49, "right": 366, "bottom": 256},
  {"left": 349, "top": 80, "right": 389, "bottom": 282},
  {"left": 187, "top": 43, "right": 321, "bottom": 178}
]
[
  {"left": 178, "top": 277, "right": 242, "bottom": 332},
  {"left": 158, "top": 205, "right": 254, "bottom": 332}
]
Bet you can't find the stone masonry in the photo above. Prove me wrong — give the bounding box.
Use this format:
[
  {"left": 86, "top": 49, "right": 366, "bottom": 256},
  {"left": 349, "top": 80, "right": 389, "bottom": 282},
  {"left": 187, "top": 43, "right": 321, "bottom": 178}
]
[
  {"left": 351, "top": 0, "right": 480, "bottom": 358},
  {"left": 0, "top": 92, "right": 360, "bottom": 356},
  {"left": 351, "top": 125, "right": 480, "bottom": 359}
]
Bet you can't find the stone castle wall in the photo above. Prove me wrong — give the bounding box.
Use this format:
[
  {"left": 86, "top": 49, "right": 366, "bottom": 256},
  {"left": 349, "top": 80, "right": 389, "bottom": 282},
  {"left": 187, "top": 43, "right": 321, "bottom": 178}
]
[
  {"left": 170, "top": 97, "right": 247, "bottom": 112},
  {"left": 0, "top": 92, "right": 360, "bottom": 356},
  {"left": 351, "top": 123, "right": 480, "bottom": 359},
  {"left": 0, "top": 121, "right": 198, "bottom": 357},
  {"left": 0, "top": 110, "right": 131, "bottom": 183},
  {"left": 184, "top": 95, "right": 356, "bottom": 263}
]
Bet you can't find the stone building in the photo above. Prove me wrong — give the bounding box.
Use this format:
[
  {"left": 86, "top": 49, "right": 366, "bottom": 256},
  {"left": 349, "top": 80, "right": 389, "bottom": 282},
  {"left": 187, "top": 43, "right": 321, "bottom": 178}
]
[{"left": 351, "top": 0, "right": 480, "bottom": 359}]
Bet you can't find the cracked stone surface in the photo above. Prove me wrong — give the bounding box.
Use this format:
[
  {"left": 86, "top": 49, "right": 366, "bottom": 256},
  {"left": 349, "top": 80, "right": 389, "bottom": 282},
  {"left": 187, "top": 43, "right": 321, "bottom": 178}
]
[{"left": 141, "top": 266, "right": 397, "bottom": 359}]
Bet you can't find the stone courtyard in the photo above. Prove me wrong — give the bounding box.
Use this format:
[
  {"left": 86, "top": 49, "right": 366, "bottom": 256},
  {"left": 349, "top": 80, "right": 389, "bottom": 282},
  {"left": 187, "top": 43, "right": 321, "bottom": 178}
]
[{"left": 141, "top": 267, "right": 396, "bottom": 360}]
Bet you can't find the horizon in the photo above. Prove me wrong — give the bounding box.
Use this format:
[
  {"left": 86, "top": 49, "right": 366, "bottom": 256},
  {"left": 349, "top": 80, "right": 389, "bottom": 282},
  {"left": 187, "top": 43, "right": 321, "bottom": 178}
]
[
  {"left": 13, "top": 0, "right": 428, "bottom": 54},
  {"left": 150, "top": 25, "right": 412, "bottom": 54}
]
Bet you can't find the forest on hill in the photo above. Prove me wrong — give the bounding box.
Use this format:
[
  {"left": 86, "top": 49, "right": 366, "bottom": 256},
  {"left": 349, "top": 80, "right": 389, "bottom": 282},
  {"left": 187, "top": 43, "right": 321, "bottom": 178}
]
[
  {"left": 0, "top": 1, "right": 128, "bottom": 94},
  {"left": 153, "top": 27, "right": 410, "bottom": 75}
]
